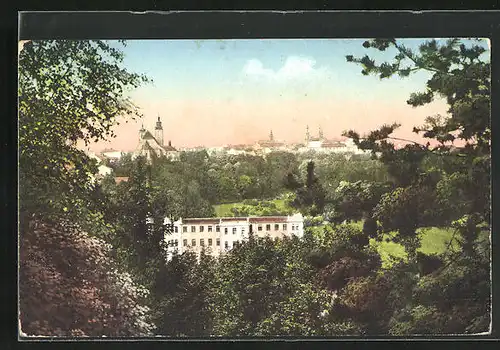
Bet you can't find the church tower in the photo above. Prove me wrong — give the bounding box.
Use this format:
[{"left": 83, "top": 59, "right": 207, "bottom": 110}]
[
  {"left": 269, "top": 130, "right": 274, "bottom": 141},
  {"left": 154, "top": 114, "right": 164, "bottom": 146},
  {"left": 139, "top": 122, "right": 146, "bottom": 141},
  {"left": 305, "top": 125, "right": 310, "bottom": 143}
]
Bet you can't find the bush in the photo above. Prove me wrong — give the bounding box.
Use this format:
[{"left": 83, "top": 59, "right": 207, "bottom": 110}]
[{"left": 19, "top": 220, "right": 154, "bottom": 337}]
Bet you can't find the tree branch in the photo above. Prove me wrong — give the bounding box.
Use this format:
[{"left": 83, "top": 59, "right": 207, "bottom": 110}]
[{"left": 392, "top": 42, "right": 446, "bottom": 75}]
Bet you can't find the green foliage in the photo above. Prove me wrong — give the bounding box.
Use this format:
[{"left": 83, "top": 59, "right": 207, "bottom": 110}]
[
  {"left": 209, "top": 235, "right": 334, "bottom": 336},
  {"left": 19, "top": 40, "right": 149, "bottom": 223},
  {"left": 288, "top": 161, "right": 326, "bottom": 216},
  {"left": 328, "top": 180, "right": 391, "bottom": 223},
  {"left": 153, "top": 251, "right": 216, "bottom": 336},
  {"left": 343, "top": 38, "right": 491, "bottom": 334},
  {"left": 214, "top": 198, "right": 294, "bottom": 217},
  {"left": 18, "top": 40, "right": 153, "bottom": 336},
  {"left": 230, "top": 200, "right": 295, "bottom": 217}
]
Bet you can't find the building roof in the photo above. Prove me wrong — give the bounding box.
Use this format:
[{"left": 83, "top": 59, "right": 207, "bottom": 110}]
[
  {"left": 180, "top": 216, "right": 294, "bottom": 223},
  {"left": 142, "top": 130, "right": 156, "bottom": 140},
  {"left": 258, "top": 141, "right": 285, "bottom": 148},
  {"left": 183, "top": 219, "right": 221, "bottom": 225},
  {"left": 222, "top": 217, "right": 250, "bottom": 222},
  {"left": 162, "top": 144, "right": 178, "bottom": 152},
  {"left": 249, "top": 217, "right": 288, "bottom": 223},
  {"left": 226, "top": 144, "right": 251, "bottom": 150},
  {"left": 321, "top": 140, "right": 344, "bottom": 148}
]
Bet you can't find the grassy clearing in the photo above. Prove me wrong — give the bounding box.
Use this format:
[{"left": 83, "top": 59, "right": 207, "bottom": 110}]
[
  {"left": 213, "top": 199, "right": 294, "bottom": 217},
  {"left": 272, "top": 199, "right": 291, "bottom": 211},
  {"left": 309, "top": 221, "right": 479, "bottom": 268},
  {"left": 213, "top": 203, "right": 238, "bottom": 217}
]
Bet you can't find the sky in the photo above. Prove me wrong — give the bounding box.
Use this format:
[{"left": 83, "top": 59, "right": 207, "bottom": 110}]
[{"left": 83, "top": 38, "right": 490, "bottom": 152}]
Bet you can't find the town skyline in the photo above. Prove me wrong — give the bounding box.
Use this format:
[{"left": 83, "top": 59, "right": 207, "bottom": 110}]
[{"left": 82, "top": 39, "right": 487, "bottom": 152}]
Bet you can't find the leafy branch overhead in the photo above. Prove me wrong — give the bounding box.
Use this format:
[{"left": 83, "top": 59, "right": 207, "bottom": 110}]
[
  {"left": 345, "top": 38, "right": 490, "bottom": 150},
  {"left": 19, "top": 40, "right": 152, "bottom": 221}
]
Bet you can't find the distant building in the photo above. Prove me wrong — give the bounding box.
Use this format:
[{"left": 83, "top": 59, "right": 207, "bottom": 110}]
[
  {"left": 163, "top": 213, "right": 304, "bottom": 261},
  {"left": 85, "top": 151, "right": 113, "bottom": 182},
  {"left": 254, "top": 130, "right": 288, "bottom": 155},
  {"left": 224, "top": 144, "right": 257, "bottom": 156},
  {"left": 298, "top": 125, "right": 369, "bottom": 155},
  {"left": 133, "top": 115, "right": 180, "bottom": 161},
  {"left": 100, "top": 149, "right": 125, "bottom": 162}
]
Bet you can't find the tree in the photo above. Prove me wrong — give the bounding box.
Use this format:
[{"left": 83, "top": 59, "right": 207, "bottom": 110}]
[
  {"left": 18, "top": 40, "right": 152, "bottom": 336},
  {"left": 290, "top": 161, "right": 326, "bottom": 216},
  {"left": 209, "top": 236, "right": 333, "bottom": 336},
  {"left": 345, "top": 38, "right": 490, "bottom": 255},
  {"left": 344, "top": 38, "right": 490, "bottom": 334},
  {"left": 19, "top": 40, "right": 149, "bottom": 225},
  {"left": 153, "top": 250, "right": 216, "bottom": 336},
  {"left": 329, "top": 180, "right": 391, "bottom": 224}
]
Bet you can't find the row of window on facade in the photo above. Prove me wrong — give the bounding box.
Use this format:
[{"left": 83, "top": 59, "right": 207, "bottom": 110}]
[
  {"left": 166, "top": 238, "right": 243, "bottom": 249},
  {"left": 174, "top": 223, "right": 300, "bottom": 234}
]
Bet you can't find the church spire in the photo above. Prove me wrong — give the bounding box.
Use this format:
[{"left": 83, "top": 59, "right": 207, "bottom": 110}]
[
  {"left": 139, "top": 121, "right": 146, "bottom": 140},
  {"left": 269, "top": 129, "right": 274, "bottom": 141},
  {"left": 155, "top": 114, "right": 162, "bottom": 130},
  {"left": 305, "top": 125, "right": 310, "bottom": 142},
  {"left": 154, "top": 114, "right": 164, "bottom": 146}
]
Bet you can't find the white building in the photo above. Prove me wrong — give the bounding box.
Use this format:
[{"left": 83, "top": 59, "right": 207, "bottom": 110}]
[
  {"left": 163, "top": 213, "right": 304, "bottom": 261},
  {"left": 297, "top": 125, "right": 370, "bottom": 156},
  {"left": 222, "top": 144, "right": 257, "bottom": 156},
  {"left": 100, "top": 149, "right": 125, "bottom": 162},
  {"left": 254, "top": 130, "right": 288, "bottom": 155}
]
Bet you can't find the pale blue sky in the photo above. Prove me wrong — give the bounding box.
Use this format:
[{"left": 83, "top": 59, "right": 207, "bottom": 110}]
[{"left": 121, "top": 39, "right": 436, "bottom": 101}]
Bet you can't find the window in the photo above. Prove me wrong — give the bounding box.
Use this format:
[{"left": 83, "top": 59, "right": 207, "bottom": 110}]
[
  {"left": 241, "top": 228, "right": 245, "bottom": 234},
  {"left": 191, "top": 226, "right": 196, "bottom": 233},
  {"left": 232, "top": 227, "right": 237, "bottom": 234},
  {"left": 192, "top": 239, "right": 196, "bottom": 247},
  {"left": 216, "top": 225, "right": 220, "bottom": 232},
  {"left": 266, "top": 224, "right": 271, "bottom": 231},
  {"left": 208, "top": 226, "right": 213, "bottom": 232},
  {"left": 225, "top": 227, "right": 228, "bottom": 234},
  {"left": 200, "top": 239, "right": 204, "bottom": 246},
  {"left": 234, "top": 240, "right": 239, "bottom": 247},
  {"left": 183, "top": 239, "right": 187, "bottom": 246},
  {"left": 274, "top": 224, "right": 279, "bottom": 231},
  {"left": 216, "top": 238, "right": 220, "bottom": 246},
  {"left": 174, "top": 226, "right": 179, "bottom": 233},
  {"left": 283, "top": 224, "right": 287, "bottom": 231},
  {"left": 225, "top": 241, "right": 228, "bottom": 249},
  {"left": 183, "top": 226, "right": 187, "bottom": 233},
  {"left": 258, "top": 225, "right": 263, "bottom": 231},
  {"left": 200, "top": 226, "right": 204, "bottom": 232},
  {"left": 208, "top": 238, "right": 213, "bottom": 246},
  {"left": 175, "top": 239, "right": 178, "bottom": 246}
]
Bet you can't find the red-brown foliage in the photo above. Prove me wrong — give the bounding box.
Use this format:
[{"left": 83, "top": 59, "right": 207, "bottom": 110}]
[{"left": 19, "top": 220, "right": 153, "bottom": 337}]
